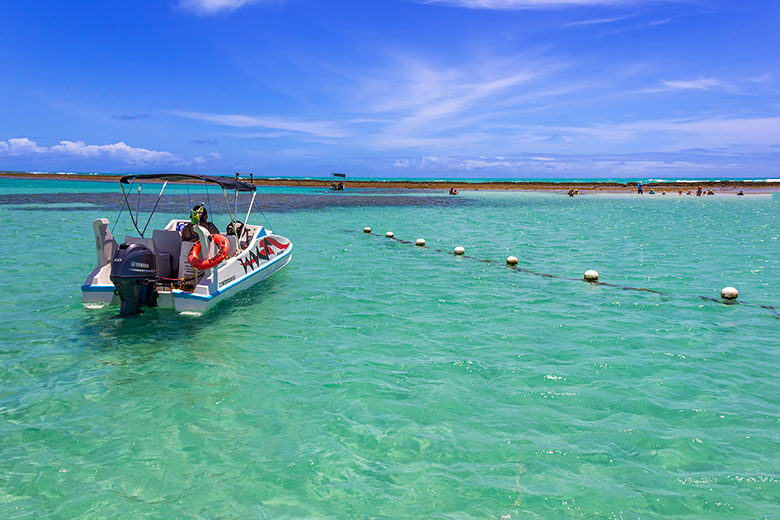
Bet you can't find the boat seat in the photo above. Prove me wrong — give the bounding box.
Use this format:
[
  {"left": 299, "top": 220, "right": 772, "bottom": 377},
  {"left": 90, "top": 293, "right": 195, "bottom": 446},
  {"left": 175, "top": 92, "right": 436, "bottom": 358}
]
[
  {"left": 153, "top": 230, "right": 182, "bottom": 256},
  {"left": 124, "top": 235, "right": 173, "bottom": 278},
  {"left": 153, "top": 230, "right": 182, "bottom": 278}
]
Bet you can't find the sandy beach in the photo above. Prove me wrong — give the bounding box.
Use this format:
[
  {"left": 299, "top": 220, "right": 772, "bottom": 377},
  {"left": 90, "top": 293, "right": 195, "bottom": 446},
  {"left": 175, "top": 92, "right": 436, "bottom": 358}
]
[{"left": 2, "top": 171, "right": 778, "bottom": 193}]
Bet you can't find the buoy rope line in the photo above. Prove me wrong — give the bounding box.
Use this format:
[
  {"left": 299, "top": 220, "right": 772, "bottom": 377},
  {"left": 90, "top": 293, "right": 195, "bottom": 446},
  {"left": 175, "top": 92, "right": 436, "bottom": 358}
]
[{"left": 363, "top": 230, "right": 779, "bottom": 318}]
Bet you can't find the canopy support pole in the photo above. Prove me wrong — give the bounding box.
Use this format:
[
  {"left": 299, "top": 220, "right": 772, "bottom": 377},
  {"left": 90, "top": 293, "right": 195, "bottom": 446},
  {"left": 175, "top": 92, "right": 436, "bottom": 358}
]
[
  {"left": 243, "top": 191, "right": 257, "bottom": 230},
  {"left": 141, "top": 181, "right": 168, "bottom": 237},
  {"left": 120, "top": 182, "right": 144, "bottom": 237}
]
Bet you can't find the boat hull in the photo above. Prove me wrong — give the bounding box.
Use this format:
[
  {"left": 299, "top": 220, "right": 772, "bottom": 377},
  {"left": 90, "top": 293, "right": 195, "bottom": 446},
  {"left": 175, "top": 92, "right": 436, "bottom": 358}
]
[
  {"left": 170, "top": 244, "right": 291, "bottom": 312},
  {"left": 82, "top": 232, "right": 292, "bottom": 314}
]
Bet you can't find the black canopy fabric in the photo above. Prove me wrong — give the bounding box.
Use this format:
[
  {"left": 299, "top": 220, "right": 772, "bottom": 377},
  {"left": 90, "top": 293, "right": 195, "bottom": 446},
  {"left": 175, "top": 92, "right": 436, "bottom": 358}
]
[{"left": 119, "top": 173, "right": 256, "bottom": 192}]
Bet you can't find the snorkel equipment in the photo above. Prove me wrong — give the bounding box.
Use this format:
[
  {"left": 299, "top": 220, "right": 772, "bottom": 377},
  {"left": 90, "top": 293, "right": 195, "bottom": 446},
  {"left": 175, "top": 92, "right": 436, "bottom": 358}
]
[{"left": 190, "top": 203, "right": 206, "bottom": 225}]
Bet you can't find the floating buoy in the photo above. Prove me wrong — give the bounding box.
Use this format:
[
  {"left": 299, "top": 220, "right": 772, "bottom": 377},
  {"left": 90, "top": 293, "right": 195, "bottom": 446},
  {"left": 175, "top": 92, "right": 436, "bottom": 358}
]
[
  {"left": 721, "top": 287, "right": 738, "bottom": 300},
  {"left": 454, "top": 246, "right": 465, "bottom": 255},
  {"left": 584, "top": 270, "right": 599, "bottom": 282},
  {"left": 416, "top": 238, "right": 426, "bottom": 246},
  {"left": 506, "top": 256, "right": 518, "bottom": 265},
  {"left": 364, "top": 227, "right": 371, "bottom": 233},
  {"left": 385, "top": 231, "right": 394, "bottom": 238}
]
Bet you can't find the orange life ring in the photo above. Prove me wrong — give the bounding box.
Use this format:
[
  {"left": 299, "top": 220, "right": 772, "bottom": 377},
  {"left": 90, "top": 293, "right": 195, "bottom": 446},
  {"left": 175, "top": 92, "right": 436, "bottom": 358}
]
[{"left": 188, "top": 233, "right": 229, "bottom": 270}]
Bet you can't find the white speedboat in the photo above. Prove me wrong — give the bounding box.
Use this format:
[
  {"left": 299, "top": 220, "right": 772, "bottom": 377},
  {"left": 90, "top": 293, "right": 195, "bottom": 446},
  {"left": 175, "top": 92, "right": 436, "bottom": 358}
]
[{"left": 82, "top": 174, "right": 292, "bottom": 316}]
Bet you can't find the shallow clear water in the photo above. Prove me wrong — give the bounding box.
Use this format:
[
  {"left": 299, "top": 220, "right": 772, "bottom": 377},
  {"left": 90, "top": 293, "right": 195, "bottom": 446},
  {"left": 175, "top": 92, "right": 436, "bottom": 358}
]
[{"left": 0, "top": 180, "right": 778, "bottom": 519}]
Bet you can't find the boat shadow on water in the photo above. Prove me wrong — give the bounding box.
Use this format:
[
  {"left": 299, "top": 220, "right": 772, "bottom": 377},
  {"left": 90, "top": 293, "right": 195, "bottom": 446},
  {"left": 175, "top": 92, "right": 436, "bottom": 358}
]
[{"left": 78, "top": 271, "right": 290, "bottom": 353}]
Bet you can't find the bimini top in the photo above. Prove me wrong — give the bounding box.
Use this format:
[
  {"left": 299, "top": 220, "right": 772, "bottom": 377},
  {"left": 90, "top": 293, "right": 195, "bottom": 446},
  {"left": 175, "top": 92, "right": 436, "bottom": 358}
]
[{"left": 119, "top": 173, "right": 256, "bottom": 192}]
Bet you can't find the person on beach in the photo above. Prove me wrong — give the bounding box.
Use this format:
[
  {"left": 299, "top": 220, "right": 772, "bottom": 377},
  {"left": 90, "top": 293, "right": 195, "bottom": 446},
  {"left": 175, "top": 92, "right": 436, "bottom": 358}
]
[
  {"left": 636, "top": 182, "right": 643, "bottom": 194},
  {"left": 696, "top": 185, "right": 703, "bottom": 196},
  {"left": 737, "top": 190, "right": 744, "bottom": 196},
  {"left": 181, "top": 204, "right": 219, "bottom": 241}
]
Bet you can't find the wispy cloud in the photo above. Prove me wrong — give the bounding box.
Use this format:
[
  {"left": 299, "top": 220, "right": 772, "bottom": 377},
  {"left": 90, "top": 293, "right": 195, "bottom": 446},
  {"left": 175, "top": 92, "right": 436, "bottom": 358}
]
[
  {"left": 0, "top": 137, "right": 179, "bottom": 165},
  {"left": 418, "top": 0, "right": 649, "bottom": 10},
  {"left": 662, "top": 77, "right": 726, "bottom": 90},
  {"left": 388, "top": 150, "right": 778, "bottom": 177},
  {"left": 554, "top": 116, "right": 780, "bottom": 150},
  {"left": 172, "top": 111, "right": 349, "bottom": 138},
  {"left": 565, "top": 15, "right": 634, "bottom": 27},
  {"left": 193, "top": 152, "right": 221, "bottom": 164},
  {"left": 640, "top": 74, "right": 772, "bottom": 95},
  {"left": 646, "top": 18, "right": 672, "bottom": 27},
  {"left": 189, "top": 138, "right": 218, "bottom": 146},
  {"left": 390, "top": 153, "right": 718, "bottom": 174},
  {"left": 177, "top": 0, "right": 275, "bottom": 15},
  {"left": 353, "top": 54, "right": 573, "bottom": 150},
  {"left": 373, "top": 112, "right": 780, "bottom": 158},
  {"left": 111, "top": 113, "right": 149, "bottom": 121},
  {"left": 171, "top": 45, "right": 776, "bottom": 168}
]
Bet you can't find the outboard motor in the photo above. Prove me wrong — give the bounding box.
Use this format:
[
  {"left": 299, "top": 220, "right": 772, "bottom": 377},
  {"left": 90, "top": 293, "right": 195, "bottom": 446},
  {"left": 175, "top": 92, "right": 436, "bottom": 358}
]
[{"left": 110, "top": 243, "right": 158, "bottom": 317}]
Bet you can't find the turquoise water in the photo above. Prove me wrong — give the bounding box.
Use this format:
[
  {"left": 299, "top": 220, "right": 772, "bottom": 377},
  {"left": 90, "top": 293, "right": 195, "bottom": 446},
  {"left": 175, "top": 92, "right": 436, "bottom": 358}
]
[
  {"left": 0, "top": 177, "right": 333, "bottom": 196},
  {"left": 1, "top": 179, "right": 778, "bottom": 519}
]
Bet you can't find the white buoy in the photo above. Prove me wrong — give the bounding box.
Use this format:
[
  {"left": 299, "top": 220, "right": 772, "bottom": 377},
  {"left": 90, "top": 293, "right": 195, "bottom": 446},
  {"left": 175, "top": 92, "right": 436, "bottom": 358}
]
[
  {"left": 364, "top": 227, "right": 371, "bottom": 233},
  {"left": 721, "top": 287, "right": 738, "bottom": 300},
  {"left": 385, "top": 231, "right": 394, "bottom": 238},
  {"left": 506, "top": 256, "right": 518, "bottom": 265},
  {"left": 416, "top": 238, "right": 426, "bottom": 246},
  {"left": 454, "top": 246, "right": 465, "bottom": 255},
  {"left": 584, "top": 270, "right": 599, "bottom": 282}
]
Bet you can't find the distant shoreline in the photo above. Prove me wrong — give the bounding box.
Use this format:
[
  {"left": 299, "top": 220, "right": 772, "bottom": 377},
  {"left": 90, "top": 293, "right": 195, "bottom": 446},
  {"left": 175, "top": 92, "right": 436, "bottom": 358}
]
[{"left": 2, "top": 171, "right": 778, "bottom": 193}]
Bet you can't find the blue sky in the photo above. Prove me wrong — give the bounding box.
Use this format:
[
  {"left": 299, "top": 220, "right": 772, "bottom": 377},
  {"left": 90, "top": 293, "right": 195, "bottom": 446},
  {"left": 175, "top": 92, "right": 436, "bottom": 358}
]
[{"left": 1, "top": 0, "right": 778, "bottom": 178}]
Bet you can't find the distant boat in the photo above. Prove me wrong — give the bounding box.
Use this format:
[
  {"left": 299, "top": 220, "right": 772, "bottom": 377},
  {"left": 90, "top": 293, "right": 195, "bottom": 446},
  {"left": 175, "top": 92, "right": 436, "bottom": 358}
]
[{"left": 330, "top": 172, "right": 346, "bottom": 191}]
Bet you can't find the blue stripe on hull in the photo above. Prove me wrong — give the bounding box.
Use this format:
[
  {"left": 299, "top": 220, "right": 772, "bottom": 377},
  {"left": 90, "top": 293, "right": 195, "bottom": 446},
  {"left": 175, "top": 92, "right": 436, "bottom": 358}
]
[{"left": 81, "top": 284, "right": 115, "bottom": 292}]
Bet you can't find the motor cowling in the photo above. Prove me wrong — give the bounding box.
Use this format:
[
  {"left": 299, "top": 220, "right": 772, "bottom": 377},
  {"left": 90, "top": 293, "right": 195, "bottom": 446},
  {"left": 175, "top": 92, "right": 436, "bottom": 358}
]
[{"left": 110, "top": 243, "right": 158, "bottom": 317}]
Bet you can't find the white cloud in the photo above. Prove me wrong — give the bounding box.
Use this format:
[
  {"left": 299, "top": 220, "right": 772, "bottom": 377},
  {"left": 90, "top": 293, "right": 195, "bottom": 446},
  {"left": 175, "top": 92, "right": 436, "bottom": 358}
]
[
  {"left": 172, "top": 111, "right": 349, "bottom": 138},
  {"left": 411, "top": 155, "right": 516, "bottom": 170},
  {"left": 178, "top": 0, "right": 272, "bottom": 15},
  {"left": 363, "top": 56, "right": 551, "bottom": 123},
  {"left": 0, "top": 137, "right": 179, "bottom": 165},
  {"left": 192, "top": 152, "right": 222, "bottom": 164},
  {"left": 565, "top": 15, "right": 633, "bottom": 27},
  {"left": 591, "top": 160, "right": 714, "bottom": 173},
  {"left": 352, "top": 54, "right": 573, "bottom": 152},
  {"left": 558, "top": 116, "right": 780, "bottom": 149},
  {"left": 458, "top": 158, "right": 513, "bottom": 169},
  {"left": 382, "top": 152, "right": 743, "bottom": 177},
  {"left": 662, "top": 78, "right": 726, "bottom": 90}
]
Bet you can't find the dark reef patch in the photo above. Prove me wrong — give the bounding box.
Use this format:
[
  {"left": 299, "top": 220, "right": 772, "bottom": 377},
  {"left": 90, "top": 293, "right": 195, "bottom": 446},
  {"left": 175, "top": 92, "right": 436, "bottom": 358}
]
[{"left": 0, "top": 192, "right": 474, "bottom": 212}]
